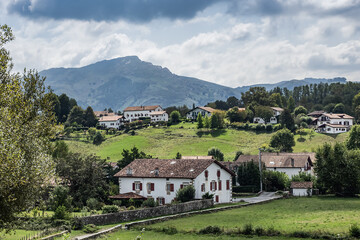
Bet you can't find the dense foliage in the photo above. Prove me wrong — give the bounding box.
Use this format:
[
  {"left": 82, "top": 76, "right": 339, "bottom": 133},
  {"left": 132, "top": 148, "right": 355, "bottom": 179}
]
[
  {"left": 269, "top": 128, "right": 295, "bottom": 152},
  {"left": 176, "top": 185, "right": 195, "bottom": 202},
  {"left": 208, "top": 147, "right": 224, "bottom": 161}
]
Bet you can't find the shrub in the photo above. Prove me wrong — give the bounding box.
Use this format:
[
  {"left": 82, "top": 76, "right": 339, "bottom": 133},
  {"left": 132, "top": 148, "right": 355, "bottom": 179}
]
[
  {"left": 71, "top": 218, "right": 84, "bottom": 230},
  {"left": 51, "top": 219, "right": 71, "bottom": 228},
  {"left": 92, "top": 132, "right": 104, "bottom": 145},
  {"left": 128, "top": 206, "right": 136, "bottom": 210},
  {"left": 242, "top": 224, "right": 253, "bottom": 235},
  {"left": 202, "top": 192, "right": 214, "bottom": 199},
  {"left": 161, "top": 226, "right": 178, "bottom": 235},
  {"left": 83, "top": 224, "right": 99, "bottom": 233},
  {"left": 255, "top": 226, "right": 265, "bottom": 236},
  {"left": 101, "top": 205, "right": 119, "bottom": 214},
  {"left": 290, "top": 230, "right": 311, "bottom": 238},
  {"left": 176, "top": 185, "right": 195, "bottom": 202},
  {"left": 52, "top": 206, "right": 70, "bottom": 220},
  {"left": 141, "top": 198, "right": 158, "bottom": 208},
  {"left": 350, "top": 224, "right": 360, "bottom": 238},
  {"left": 86, "top": 198, "right": 100, "bottom": 210},
  {"left": 112, "top": 200, "right": 122, "bottom": 206},
  {"left": 265, "top": 124, "right": 273, "bottom": 132},
  {"left": 199, "top": 226, "right": 222, "bottom": 235},
  {"left": 256, "top": 124, "right": 265, "bottom": 132},
  {"left": 208, "top": 147, "right": 224, "bottom": 161}
]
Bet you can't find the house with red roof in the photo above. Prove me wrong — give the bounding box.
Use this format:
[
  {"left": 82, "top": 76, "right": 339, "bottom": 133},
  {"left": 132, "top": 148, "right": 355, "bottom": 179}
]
[
  {"left": 123, "top": 105, "right": 167, "bottom": 122},
  {"left": 113, "top": 158, "right": 235, "bottom": 204},
  {"left": 186, "top": 106, "right": 216, "bottom": 120},
  {"left": 316, "top": 113, "right": 354, "bottom": 134}
]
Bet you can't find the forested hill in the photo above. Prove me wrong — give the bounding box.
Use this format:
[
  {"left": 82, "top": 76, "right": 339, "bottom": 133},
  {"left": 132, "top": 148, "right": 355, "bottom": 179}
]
[{"left": 41, "top": 56, "right": 347, "bottom": 111}]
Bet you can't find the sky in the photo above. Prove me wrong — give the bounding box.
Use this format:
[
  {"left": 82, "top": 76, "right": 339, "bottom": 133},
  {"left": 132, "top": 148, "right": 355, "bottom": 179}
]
[{"left": 2, "top": 0, "right": 360, "bottom": 88}]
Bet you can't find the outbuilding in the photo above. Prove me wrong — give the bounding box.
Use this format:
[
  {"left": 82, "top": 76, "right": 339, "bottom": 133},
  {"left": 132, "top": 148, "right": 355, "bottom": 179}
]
[{"left": 291, "top": 182, "right": 313, "bottom": 197}]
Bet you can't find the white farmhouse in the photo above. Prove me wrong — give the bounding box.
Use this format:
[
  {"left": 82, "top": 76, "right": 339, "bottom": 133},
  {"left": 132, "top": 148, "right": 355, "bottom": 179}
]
[
  {"left": 253, "top": 107, "right": 283, "bottom": 124},
  {"left": 186, "top": 107, "right": 215, "bottom": 120},
  {"left": 230, "top": 153, "right": 314, "bottom": 178},
  {"left": 149, "top": 111, "right": 168, "bottom": 122},
  {"left": 123, "top": 105, "right": 164, "bottom": 122},
  {"left": 114, "top": 158, "right": 235, "bottom": 204},
  {"left": 316, "top": 113, "right": 354, "bottom": 134},
  {"left": 99, "top": 115, "right": 124, "bottom": 129},
  {"left": 271, "top": 107, "right": 284, "bottom": 116},
  {"left": 291, "top": 182, "right": 313, "bottom": 197}
]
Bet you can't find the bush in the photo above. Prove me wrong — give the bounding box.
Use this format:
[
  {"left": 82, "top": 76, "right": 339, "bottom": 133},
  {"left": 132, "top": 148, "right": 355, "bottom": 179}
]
[
  {"left": 112, "top": 200, "right": 122, "bottom": 206},
  {"left": 243, "top": 223, "right": 253, "bottom": 235},
  {"left": 255, "top": 226, "right": 265, "bottom": 236},
  {"left": 71, "top": 218, "right": 84, "bottom": 230},
  {"left": 128, "top": 206, "right": 136, "bottom": 210},
  {"left": 176, "top": 185, "right": 195, "bottom": 202},
  {"left": 51, "top": 219, "right": 71, "bottom": 228},
  {"left": 141, "top": 198, "right": 158, "bottom": 208},
  {"left": 161, "top": 226, "right": 178, "bottom": 235},
  {"left": 265, "top": 124, "right": 273, "bottom": 132},
  {"left": 262, "top": 170, "right": 289, "bottom": 191},
  {"left": 256, "top": 124, "right": 265, "bottom": 132},
  {"left": 350, "top": 224, "right": 360, "bottom": 238},
  {"left": 101, "top": 205, "right": 119, "bottom": 214},
  {"left": 86, "top": 198, "right": 100, "bottom": 210},
  {"left": 208, "top": 147, "right": 224, "bottom": 161},
  {"left": 93, "top": 132, "right": 104, "bottom": 145},
  {"left": 199, "top": 226, "right": 222, "bottom": 235},
  {"left": 289, "top": 231, "right": 311, "bottom": 238},
  {"left": 52, "top": 206, "right": 70, "bottom": 220},
  {"left": 83, "top": 224, "right": 99, "bottom": 233},
  {"left": 202, "top": 192, "right": 214, "bottom": 199}
]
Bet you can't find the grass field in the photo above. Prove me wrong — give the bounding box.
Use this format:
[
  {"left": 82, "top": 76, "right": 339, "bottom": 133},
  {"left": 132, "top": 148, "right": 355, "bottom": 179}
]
[
  {"left": 146, "top": 197, "right": 360, "bottom": 235},
  {"left": 1, "top": 229, "right": 38, "bottom": 240},
  {"left": 66, "top": 123, "right": 348, "bottom": 161}
]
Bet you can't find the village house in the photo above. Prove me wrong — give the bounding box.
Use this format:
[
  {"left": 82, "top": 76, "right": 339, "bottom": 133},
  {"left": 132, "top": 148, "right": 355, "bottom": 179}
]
[
  {"left": 253, "top": 107, "right": 283, "bottom": 124},
  {"left": 291, "top": 181, "right": 313, "bottom": 197},
  {"left": 316, "top": 113, "right": 354, "bottom": 134},
  {"left": 94, "top": 110, "right": 115, "bottom": 118},
  {"left": 225, "top": 152, "right": 315, "bottom": 179},
  {"left": 113, "top": 158, "right": 235, "bottom": 204},
  {"left": 271, "top": 107, "right": 284, "bottom": 116},
  {"left": 99, "top": 115, "right": 124, "bottom": 129},
  {"left": 149, "top": 110, "right": 169, "bottom": 122},
  {"left": 186, "top": 107, "right": 215, "bottom": 120},
  {"left": 123, "top": 105, "right": 164, "bottom": 122}
]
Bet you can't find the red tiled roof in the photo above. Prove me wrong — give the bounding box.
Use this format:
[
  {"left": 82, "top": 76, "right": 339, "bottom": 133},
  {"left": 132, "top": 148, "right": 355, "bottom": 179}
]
[
  {"left": 149, "top": 111, "right": 167, "bottom": 116},
  {"left": 198, "top": 106, "right": 216, "bottom": 113},
  {"left": 318, "top": 123, "right": 350, "bottom": 128},
  {"left": 321, "top": 113, "right": 354, "bottom": 119},
  {"left": 271, "top": 107, "right": 284, "bottom": 112},
  {"left": 94, "top": 111, "right": 115, "bottom": 117},
  {"left": 109, "top": 192, "right": 147, "bottom": 199},
  {"left": 114, "top": 158, "right": 235, "bottom": 178},
  {"left": 308, "top": 110, "right": 325, "bottom": 116},
  {"left": 291, "top": 181, "right": 313, "bottom": 189},
  {"left": 181, "top": 156, "right": 214, "bottom": 160},
  {"left": 124, "top": 105, "right": 161, "bottom": 111},
  {"left": 99, "top": 115, "right": 123, "bottom": 122}
]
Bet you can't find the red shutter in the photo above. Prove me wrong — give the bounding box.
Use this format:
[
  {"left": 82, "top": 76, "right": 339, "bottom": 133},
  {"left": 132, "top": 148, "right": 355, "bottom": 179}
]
[
  {"left": 132, "top": 183, "right": 135, "bottom": 191},
  {"left": 218, "top": 181, "right": 222, "bottom": 190},
  {"left": 215, "top": 195, "right": 219, "bottom": 203},
  {"left": 151, "top": 183, "right": 155, "bottom": 191},
  {"left": 180, "top": 184, "right": 183, "bottom": 189},
  {"left": 205, "top": 170, "right": 208, "bottom": 178},
  {"left": 226, "top": 180, "right": 230, "bottom": 190},
  {"left": 170, "top": 184, "right": 174, "bottom": 192},
  {"left": 217, "top": 170, "right": 221, "bottom": 178},
  {"left": 162, "top": 198, "right": 165, "bottom": 205},
  {"left": 140, "top": 183, "right": 142, "bottom": 191},
  {"left": 210, "top": 182, "right": 212, "bottom": 190},
  {"left": 215, "top": 182, "right": 217, "bottom": 191}
]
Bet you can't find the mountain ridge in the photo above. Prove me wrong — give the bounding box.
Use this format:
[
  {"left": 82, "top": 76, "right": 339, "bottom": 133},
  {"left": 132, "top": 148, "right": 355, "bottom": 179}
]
[{"left": 41, "top": 56, "right": 347, "bottom": 111}]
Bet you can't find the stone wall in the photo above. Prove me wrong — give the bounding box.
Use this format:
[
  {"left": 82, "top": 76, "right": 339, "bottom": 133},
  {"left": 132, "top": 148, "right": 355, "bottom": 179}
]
[{"left": 79, "top": 199, "right": 213, "bottom": 226}]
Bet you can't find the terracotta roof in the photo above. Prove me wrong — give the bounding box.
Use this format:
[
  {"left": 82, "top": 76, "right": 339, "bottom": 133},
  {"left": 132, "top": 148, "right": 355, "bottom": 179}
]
[
  {"left": 308, "top": 111, "right": 325, "bottom": 116},
  {"left": 124, "top": 105, "right": 161, "bottom": 111},
  {"left": 114, "top": 158, "right": 235, "bottom": 179},
  {"left": 235, "top": 153, "right": 314, "bottom": 168},
  {"left": 149, "top": 111, "right": 167, "bottom": 116},
  {"left": 318, "top": 123, "right": 350, "bottom": 128},
  {"left": 238, "top": 108, "right": 246, "bottom": 112},
  {"left": 94, "top": 111, "right": 115, "bottom": 117},
  {"left": 198, "top": 106, "right": 216, "bottom": 113},
  {"left": 321, "top": 113, "right": 354, "bottom": 119},
  {"left": 99, "top": 115, "right": 123, "bottom": 122},
  {"left": 109, "top": 192, "right": 147, "bottom": 199},
  {"left": 271, "top": 107, "right": 284, "bottom": 112},
  {"left": 291, "top": 182, "right": 313, "bottom": 189},
  {"left": 181, "top": 156, "right": 214, "bottom": 160}
]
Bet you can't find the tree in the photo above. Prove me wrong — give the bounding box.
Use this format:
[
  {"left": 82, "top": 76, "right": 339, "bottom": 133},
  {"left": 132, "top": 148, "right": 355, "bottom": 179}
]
[
  {"left": 208, "top": 147, "right": 224, "bottom": 161},
  {"left": 226, "top": 107, "right": 246, "bottom": 123},
  {"left": 254, "top": 105, "right": 273, "bottom": 122},
  {"left": 52, "top": 141, "right": 69, "bottom": 159},
  {"left": 287, "top": 96, "right": 295, "bottom": 112},
  {"left": 0, "top": 24, "right": 55, "bottom": 230},
  {"left": 294, "top": 106, "right": 307, "bottom": 116},
  {"left": 333, "top": 103, "right": 345, "bottom": 113},
  {"left": 353, "top": 92, "right": 360, "bottom": 110},
  {"left": 48, "top": 186, "right": 73, "bottom": 211},
  {"left": 108, "top": 107, "right": 114, "bottom": 113},
  {"left": 176, "top": 185, "right": 195, "bottom": 202},
  {"left": 58, "top": 93, "right": 71, "bottom": 123},
  {"left": 170, "top": 110, "right": 181, "bottom": 123},
  {"left": 197, "top": 113, "right": 204, "bottom": 128},
  {"left": 84, "top": 106, "right": 98, "bottom": 127},
  {"left": 226, "top": 96, "right": 240, "bottom": 108},
  {"left": 117, "top": 147, "right": 152, "bottom": 169},
  {"left": 46, "top": 92, "right": 61, "bottom": 122},
  {"left": 204, "top": 115, "right": 211, "bottom": 128},
  {"left": 66, "top": 105, "right": 84, "bottom": 126},
  {"left": 269, "top": 93, "right": 283, "bottom": 107},
  {"left": 241, "top": 87, "right": 270, "bottom": 106},
  {"left": 346, "top": 125, "right": 360, "bottom": 150},
  {"left": 210, "top": 111, "right": 225, "bottom": 129},
  {"left": 269, "top": 128, "right": 295, "bottom": 152},
  {"left": 262, "top": 170, "right": 289, "bottom": 191},
  {"left": 280, "top": 108, "right": 295, "bottom": 131},
  {"left": 93, "top": 132, "right": 105, "bottom": 145},
  {"left": 233, "top": 150, "right": 243, "bottom": 161},
  {"left": 237, "top": 160, "right": 260, "bottom": 187}
]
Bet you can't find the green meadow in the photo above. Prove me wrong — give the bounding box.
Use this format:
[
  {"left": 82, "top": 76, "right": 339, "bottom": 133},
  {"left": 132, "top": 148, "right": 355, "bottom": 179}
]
[{"left": 66, "top": 123, "right": 348, "bottom": 162}]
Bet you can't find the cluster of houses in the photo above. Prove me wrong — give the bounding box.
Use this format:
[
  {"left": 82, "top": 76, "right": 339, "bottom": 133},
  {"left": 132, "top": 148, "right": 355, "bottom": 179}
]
[
  {"left": 109, "top": 151, "right": 316, "bottom": 204},
  {"left": 308, "top": 111, "right": 354, "bottom": 134}
]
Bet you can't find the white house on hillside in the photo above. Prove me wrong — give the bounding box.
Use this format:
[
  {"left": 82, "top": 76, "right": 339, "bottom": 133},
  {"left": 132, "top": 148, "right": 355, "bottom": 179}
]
[
  {"left": 253, "top": 107, "right": 283, "bottom": 124},
  {"left": 186, "top": 107, "right": 216, "bottom": 120},
  {"left": 271, "top": 107, "right": 284, "bottom": 116},
  {"left": 149, "top": 111, "right": 168, "bottom": 122},
  {"left": 99, "top": 115, "right": 124, "bottom": 129},
  {"left": 114, "top": 158, "right": 235, "bottom": 204},
  {"left": 123, "top": 105, "right": 164, "bottom": 122},
  {"left": 316, "top": 113, "right": 354, "bottom": 134}
]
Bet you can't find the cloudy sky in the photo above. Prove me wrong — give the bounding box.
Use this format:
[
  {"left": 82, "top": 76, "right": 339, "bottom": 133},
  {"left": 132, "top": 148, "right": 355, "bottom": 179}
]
[{"left": 2, "top": 0, "right": 360, "bottom": 87}]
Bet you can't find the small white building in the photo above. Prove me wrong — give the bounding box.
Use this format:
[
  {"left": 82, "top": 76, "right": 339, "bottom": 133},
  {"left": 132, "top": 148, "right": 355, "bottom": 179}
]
[
  {"left": 271, "top": 107, "right": 284, "bottom": 116},
  {"left": 316, "top": 113, "right": 354, "bottom": 134},
  {"left": 99, "top": 115, "right": 124, "bottom": 129},
  {"left": 123, "top": 105, "right": 164, "bottom": 122},
  {"left": 291, "top": 182, "right": 313, "bottom": 197},
  {"left": 253, "top": 107, "right": 282, "bottom": 124},
  {"left": 149, "top": 111, "right": 168, "bottom": 122},
  {"left": 186, "top": 107, "right": 215, "bottom": 120},
  {"left": 114, "top": 158, "right": 235, "bottom": 204},
  {"left": 253, "top": 117, "right": 265, "bottom": 124}
]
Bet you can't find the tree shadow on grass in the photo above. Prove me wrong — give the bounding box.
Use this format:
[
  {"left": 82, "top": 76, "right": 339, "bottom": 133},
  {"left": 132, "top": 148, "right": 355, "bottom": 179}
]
[{"left": 196, "top": 129, "right": 227, "bottom": 138}]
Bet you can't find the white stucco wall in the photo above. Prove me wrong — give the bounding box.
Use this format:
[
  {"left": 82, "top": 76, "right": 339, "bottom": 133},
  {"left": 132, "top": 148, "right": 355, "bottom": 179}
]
[
  {"left": 99, "top": 120, "right": 122, "bottom": 128},
  {"left": 186, "top": 109, "right": 212, "bottom": 120},
  {"left": 150, "top": 112, "right": 169, "bottom": 122},
  {"left": 267, "top": 167, "right": 310, "bottom": 178},
  {"left": 124, "top": 107, "right": 163, "bottom": 122},
  {"left": 253, "top": 117, "right": 265, "bottom": 124},
  {"left": 293, "top": 188, "right": 312, "bottom": 197}
]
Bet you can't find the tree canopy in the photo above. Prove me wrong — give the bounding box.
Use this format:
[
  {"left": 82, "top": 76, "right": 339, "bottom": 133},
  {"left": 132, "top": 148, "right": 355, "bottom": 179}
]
[{"left": 269, "top": 128, "right": 295, "bottom": 152}]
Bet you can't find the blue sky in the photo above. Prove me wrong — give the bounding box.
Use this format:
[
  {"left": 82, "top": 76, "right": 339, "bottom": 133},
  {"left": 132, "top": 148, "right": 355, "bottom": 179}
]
[{"left": 2, "top": 0, "right": 360, "bottom": 87}]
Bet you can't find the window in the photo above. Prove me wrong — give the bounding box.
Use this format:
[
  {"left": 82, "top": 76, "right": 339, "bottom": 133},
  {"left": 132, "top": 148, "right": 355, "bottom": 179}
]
[
  {"left": 201, "top": 183, "right": 205, "bottom": 192},
  {"left": 226, "top": 180, "right": 230, "bottom": 190},
  {"left": 147, "top": 183, "right": 155, "bottom": 193},
  {"left": 180, "top": 182, "right": 189, "bottom": 189},
  {"left": 215, "top": 195, "right": 219, "bottom": 203},
  {"left": 110, "top": 123, "right": 114, "bottom": 126},
  {"left": 166, "top": 183, "right": 174, "bottom": 193},
  {"left": 217, "top": 170, "right": 221, "bottom": 178},
  {"left": 204, "top": 170, "right": 208, "bottom": 180},
  {"left": 156, "top": 197, "right": 165, "bottom": 205},
  {"left": 132, "top": 182, "right": 142, "bottom": 191},
  {"left": 218, "top": 180, "right": 222, "bottom": 190},
  {"left": 210, "top": 181, "right": 217, "bottom": 191}
]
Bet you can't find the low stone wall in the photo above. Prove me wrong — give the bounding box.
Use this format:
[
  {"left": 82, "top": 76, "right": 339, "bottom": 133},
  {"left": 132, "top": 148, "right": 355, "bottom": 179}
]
[{"left": 79, "top": 199, "right": 213, "bottom": 226}]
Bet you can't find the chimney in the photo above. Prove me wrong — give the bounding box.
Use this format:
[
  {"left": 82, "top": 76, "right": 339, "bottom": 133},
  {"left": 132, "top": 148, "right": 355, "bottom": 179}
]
[
  {"left": 127, "top": 167, "right": 132, "bottom": 176},
  {"left": 154, "top": 167, "right": 159, "bottom": 176}
]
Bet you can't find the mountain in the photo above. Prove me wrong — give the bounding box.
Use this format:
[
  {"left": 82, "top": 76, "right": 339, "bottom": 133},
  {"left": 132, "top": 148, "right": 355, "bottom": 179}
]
[{"left": 41, "top": 56, "right": 346, "bottom": 111}]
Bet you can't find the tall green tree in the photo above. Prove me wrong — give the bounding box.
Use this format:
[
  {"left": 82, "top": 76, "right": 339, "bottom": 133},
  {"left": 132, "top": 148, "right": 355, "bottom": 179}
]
[
  {"left": 254, "top": 105, "right": 273, "bottom": 122},
  {"left": 58, "top": 93, "right": 71, "bottom": 123},
  {"left": 0, "top": 25, "right": 55, "bottom": 230},
  {"left": 197, "top": 113, "right": 204, "bottom": 128},
  {"left": 66, "top": 105, "right": 84, "bottom": 125},
  {"left": 210, "top": 111, "right": 225, "bottom": 129},
  {"left": 241, "top": 87, "right": 271, "bottom": 106},
  {"left": 269, "top": 128, "right": 295, "bottom": 152},
  {"left": 287, "top": 96, "right": 295, "bottom": 112},
  {"left": 294, "top": 106, "right": 307, "bottom": 116},
  {"left": 280, "top": 108, "right": 295, "bottom": 130},
  {"left": 117, "top": 147, "right": 152, "bottom": 169},
  {"left": 84, "top": 106, "right": 98, "bottom": 127},
  {"left": 208, "top": 147, "right": 224, "bottom": 161},
  {"left": 226, "top": 107, "right": 246, "bottom": 123},
  {"left": 346, "top": 125, "right": 360, "bottom": 150},
  {"left": 170, "top": 110, "right": 181, "bottom": 123}
]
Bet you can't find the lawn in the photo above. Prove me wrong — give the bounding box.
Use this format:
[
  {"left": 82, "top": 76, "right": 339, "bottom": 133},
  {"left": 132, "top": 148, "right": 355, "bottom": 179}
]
[
  {"left": 66, "top": 123, "right": 348, "bottom": 162},
  {"left": 1, "top": 229, "right": 38, "bottom": 240},
  {"left": 147, "top": 197, "right": 360, "bottom": 235}
]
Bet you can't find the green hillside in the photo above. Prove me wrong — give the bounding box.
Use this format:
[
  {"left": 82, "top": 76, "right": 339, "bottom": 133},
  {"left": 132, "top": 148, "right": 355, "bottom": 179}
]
[{"left": 66, "top": 123, "right": 348, "bottom": 162}]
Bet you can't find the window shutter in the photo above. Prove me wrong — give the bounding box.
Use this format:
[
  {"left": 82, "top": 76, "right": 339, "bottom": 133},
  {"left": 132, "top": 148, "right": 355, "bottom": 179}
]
[
  {"left": 151, "top": 183, "right": 154, "bottom": 191},
  {"left": 170, "top": 184, "right": 174, "bottom": 192},
  {"left": 180, "top": 184, "right": 183, "bottom": 189},
  {"left": 226, "top": 180, "right": 230, "bottom": 190},
  {"left": 132, "top": 183, "right": 135, "bottom": 191},
  {"left": 162, "top": 198, "right": 165, "bottom": 205},
  {"left": 205, "top": 170, "right": 208, "bottom": 178},
  {"left": 215, "top": 195, "right": 219, "bottom": 203},
  {"left": 215, "top": 182, "right": 217, "bottom": 190},
  {"left": 210, "top": 182, "right": 212, "bottom": 190},
  {"left": 140, "top": 183, "right": 142, "bottom": 191},
  {"left": 218, "top": 181, "right": 222, "bottom": 190},
  {"left": 217, "top": 170, "right": 221, "bottom": 178}
]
